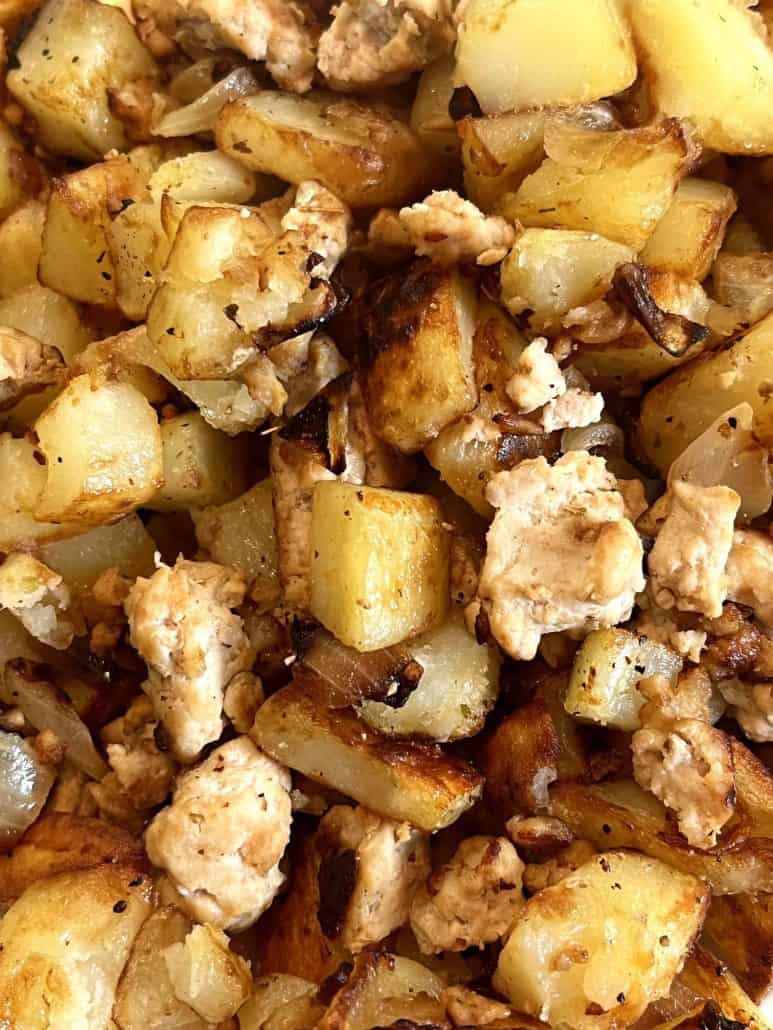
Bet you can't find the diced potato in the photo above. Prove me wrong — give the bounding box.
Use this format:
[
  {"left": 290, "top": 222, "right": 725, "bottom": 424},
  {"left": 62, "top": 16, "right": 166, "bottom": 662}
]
[
  {"left": 310, "top": 482, "right": 450, "bottom": 652},
  {"left": 0, "top": 434, "right": 82, "bottom": 549},
  {"left": 0, "top": 121, "right": 39, "bottom": 220},
  {"left": 34, "top": 373, "right": 163, "bottom": 526},
  {"left": 216, "top": 90, "right": 437, "bottom": 208},
  {"left": 0, "top": 284, "right": 92, "bottom": 364},
  {"left": 500, "top": 120, "right": 689, "bottom": 250},
  {"left": 70, "top": 328, "right": 169, "bottom": 405},
  {"left": 239, "top": 974, "right": 319, "bottom": 1030},
  {"left": 712, "top": 253, "right": 773, "bottom": 327},
  {"left": 493, "top": 851, "right": 709, "bottom": 1028},
  {"left": 501, "top": 229, "right": 634, "bottom": 328},
  {"left": 550, "top": 779, "right": 773, "bottom": 894},
  {"left": 147, "top": 412, "right": 250, "bottom": 513},
  {"left": 146, "top": 150, "right": 256, "bottom": 205},
  {"left": 628, "top": 0, "right": 773, "bottom": 155},
  {"left": 639, "top": 311, "right": 773, "bottom": 473},
  {"left": 251, "top": 678, "right": 482, "bottom": 831},
  {"left": 361, "top": 262, "right": 477, "bottom": 454},
  {"left": 38, "top": 515, "right": 156, "bottom": 592},
  {"left": 565, "top": 628, "right": 683, "bottom": 731},
  {"left": 459, "top": 112, "right": 546, "bottom": 213},
  {"left": 7, "top": 0, "right": 159, "bottom": 161},
  {"left": 640, "top": 178, "right": 737, "bottom": 280},
  {"left": 679, "top": 945, "right": 770, "bottom": 1030},
  {"left": 0, "top": 201, "right": 45, "bottom": 299},
  {"left": 163, "top": 924, "right": 252, "bottom": 1024},
  {"left": 722, "top": 214, "right": 766, "bottom": 257},
  {"left": 39, "top": 146, "right": 166, "bottom": 307},
  {"left": 703, "top": 895, "right": 773, "bottom": 1006},
  {"left": 482, "top": 698, "right": 560, "bottom": 815},
  {"left": 359, "top": 609, "right": 501, "bottom": 742},
  {"left": 0, "top": 864, "right": 154, "bottom": 1028},
  {"left": 410, "top": 57, "right": 458, "bottom": 158},
  {"left": 455, "top": 0, "right": 636, "bottom": 116},
  {"left": 193, "top": 479, "right": 280, "bottom": 607},
  {"left": 534, "top": 670, "right": 588, "bottom": 780}
]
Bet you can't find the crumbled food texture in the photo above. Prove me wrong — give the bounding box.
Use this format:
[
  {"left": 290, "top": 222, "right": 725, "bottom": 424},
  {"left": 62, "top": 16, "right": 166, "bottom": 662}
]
[
  {"left": 475, "top": 452, "right": 644, "bottom": 660},
  {"left": 409, "top": 835, "right": 525, "bottom": 954},
  {"left": 280, "top": 332, "right": 350, "bottom": 419},
  {"left": 101, "top": 696, "right": 176, "bottom": 809},
  {"left": 92, "top": 567, "right": 133, "bottom": 608},
  {"left": 0, "top": 326, "right": 64, "bottom": 411},
  {"left": 87, "top": 772, "right": 147, "bottom": 835},
  {"left": 136, "top": 0, "right": 319, "bottom": 91},
  {"left": 163, "top": 923, "right": 252, "bottom": 1023},
  {"left": 0, "top": 553, "right": 77, "bottom": 650},
  {"left": 317, "top": 0, "right": 456, "bottom": 89},
  {"left": 124, "top": 558, "right": 253, "bottom": 764},
  {"left": 31, "top": 729, "right": 66, "bottom": 767},
  {"left": 393, "top": 190, "right": 516, "bottom": 266},
  {"left": 522, "top": 839, "right": 598, "bottom": 894},
  {"left": 648, "top": 481, "right": 740, "bottom": 619},
  {"left": 239, "top": 353, "right": 288, "bottom": 412},
  {"left": 450, "top": 533, "right": 481, "bottom": 606},
  {"left": 223, "top": 671, "right": 265, "bottom": 734},
  {"left": 632, "top": 714, "right": 735, "bottom": 850},
  {"left": 46, "top": 761, "right": 98, "bottom": 817},
  {"left": 635, "top": 604, "right": 707, "bottom": 664},
  {"left": 638, "top": 669, "right": 719, "bottom": 724},
  {"left": 441, "top": 985, "right": 513, "bottom": 1028},
  {"left": 540, "top": 386, "right": 604, "bottom": 433},
  {"left": 505, "top": 815, "right": 573, "bottom": 857},
  {"left": 317, "top": 804, "right": 430, "bottom": 952},
  {"left": 279, "top": 179, "right": 352, "bottom": 279},
  {"left": 506, "top": 339, "right": 565, "bottom": 414},
  {"left": 145, "top": 736, "right": 293, "bottom": 931},
  {"left": 617, "top": 478, "right": 648, "bottom": 524},
  {"left": 726, "top": 529, "right": 773, "bottom": 627},
  {"left": 718, "top": 679, "right": 773, "bottom": 743}
]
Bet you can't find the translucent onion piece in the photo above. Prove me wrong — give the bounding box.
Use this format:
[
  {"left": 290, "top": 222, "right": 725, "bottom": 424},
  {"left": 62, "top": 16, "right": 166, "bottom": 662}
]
[
  {"left": 154, "top": 67, "right": 259, "bottom": 138},
  {"left": 300, "top": 630, "right": 421, "bottom": 709},
  {"left": 0, "top": 730, "right": 54, "bottom": 849},
  {"left": 669, "top": 402, "right": 773, "bottom": 521},
  {"left": 6, "top": 667, "right": 108, "bottom": 780},
  {"left": 561, "top": 416, "right": 624, "bottom": 454}
]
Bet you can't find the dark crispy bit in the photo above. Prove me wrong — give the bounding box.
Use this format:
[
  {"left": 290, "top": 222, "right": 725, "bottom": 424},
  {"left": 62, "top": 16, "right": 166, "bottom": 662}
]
[{"left": 613, "top": 263, "right": 709, "bottom": 356}]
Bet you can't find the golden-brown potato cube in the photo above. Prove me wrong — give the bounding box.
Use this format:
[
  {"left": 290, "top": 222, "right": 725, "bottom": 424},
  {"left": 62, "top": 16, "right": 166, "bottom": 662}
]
[
  {"left": 193, "top": 479, "right": 280, "bottom": 607},
  {"left": 251, "top": 678, "right": 482, "bottom": 831},
  {"left": 361, "top": 261, "right": 477, "bottom": 454},
  {"left": 455, "top": 0, "right": 636, "bottom": 116},
  {"left": 410, "top": 56, "right": 458, "bottom": 158},
  {"left": 501, "top": 229, "right": 634, "bottom": 328},
  {"left": 0, "top": 284, "right": 92, "bottom": 366},
  {"left": 147, "top": 412, "right": 250, "bottom": 513},
  {"left": 34, "top": 373, "right": 163, "bottom": 526},
  {"left": 703, "top": 895, "right": 773, "bottom": 1006},
  {"left": 239, "top": 974, "right": 320, "bottom": 1030},
  {"left": 0, "top": 434, "right": 81, "bottom": 549},
  {"left": 493, "top": 851, "right": 708, "bottom": 1028},
  {"left": 310, "top": 481, "right": 450, "bottom": 652},
  {"left": 216, "top": 90, "right": 438, "bottom": 208},
  {"left": 459, "top": 111, "right": 546, "bottom": 213},
  {"left": 38, "top": 515, "right": 156, "bottom": 592},
  {"left": 481, "top": 698, "right": 560, "bottom": 816},
  {"left": 0, "top": 121, "right": 40, "bottom": 220},
  {"left": 500, "top": 120, "right": 689, "bottom": 250},
  {"left": 0, "top": 863, "right": 153, "bottom": 1029},
  {"left": 640, "top": 178, "right": 737, "bottom": 280},
  {"left": 7, "top": 0, "right": 158, "bottom": 161},
  {"left": 639, "top": 311, "right": 773, "bottom": 473},
  {"left": 0, "top": 200, "right": 44, "bottom": 299},
  {"left": 712, "top": 253, "right": 773, "bottom": 327},
  {"left": 680, "top": 945, "right": 770, "bottom": 1030},
  {"left": 628, "top": 0, "right": 773, "bottom": 155}
]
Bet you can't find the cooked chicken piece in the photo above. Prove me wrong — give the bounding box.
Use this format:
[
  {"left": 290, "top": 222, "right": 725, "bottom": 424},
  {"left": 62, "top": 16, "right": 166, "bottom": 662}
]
[
  {"left": 409, "top": 836, "right": 525, "bottom": 954},
  {"left": 638, "top": 668, "right": 721, "bottom": 724},
  {"left": 0, "top": 326, "right": 64, "bottom": 411},
  {"left": 474, "top": 452, "right": 644, "bottom": 660},
  {"left": 0, "top": 553, "right": 77, "bottom": 650},
  {"left": 136, "top": 0, "right": 319, "bottom": 91},
  {"left": 240, "top": 353, "right": 288, "bottom": 412},
  {"left": 125, "top": 559, "right": 252, "bottom": 764},
  {"left": 145, "top": 736, "right": 293, "bottom": 931},
  {"left": 632, "top": 714, "right": 735, "bottom": 850},
  {"left": 726, "top": 529, "right": 773, "bottom": 627},
  {"left": 163, "top": 923, "right": 252, "bottom": 1023},
  {"left": 506, "top": 338, "right": 564, "bottom": 414},
  {"left": 382, "top": 190, "right": 516, "bottom": 266},
  {"left": 617, "top": 478, "right": 648, "bottom": 523},
  {"left": 316, "top": 804, "right": 430, "bottom": 952},
  {"left": 277, "top": 332, "right": 350, "bottom": 419},
  {"left": 279, "top": 180, "right": 351, "bottom": 279},
  {"left": 92, "top": 566, "right": 133, "bottom": 608},
  {"left": 648, "top": 482, "right": 740, "bottom": 619},
  {"left": 317, "top": 0, "right": 456, "bottom": 90},
  {"left": 522, "top": 839, "right": 598, "bottom": 894},
  {"left": 700, "top": 603, "right": 762, "bottom": 682},
  {"left": 223, "top": 671, "right": 265, "bottom": 734},
  {"left": 718, "top": 679, "right": 773, "bottom": 743},
  {"left": 101, "top": 696, "right": 176, "bottom": 810},
  {"left": 46, "top": 762, "right": 98, "bottom": 817},
  {"left": 87, "top": 772, "right": 148, "bottom": 835},
  {"left": 442, "top": 985, "right": 513, "bottom": 1028},
  {"left": 635, "top": 603, "right": 706, "bottom": 664},
  {"left": 540, "top": 386, "right": 604, "bottom": 433}
]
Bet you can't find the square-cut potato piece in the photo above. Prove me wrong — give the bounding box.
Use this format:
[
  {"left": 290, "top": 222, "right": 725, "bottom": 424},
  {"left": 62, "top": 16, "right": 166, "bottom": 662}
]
[
  {"left": 7, "top": 0, "right": 158, "bottom": 161},
  {"left": 455, "top": 0, "right": 636, "bottom": 116},
  {"left": 0, "top": 122, "right": 39, "bottom": 221},
  {"left": 639, "top": 311, "right": 773, "bottom": 473},
  {"left": 34, "top": 373, "right": 163, "bottom": 526},
  {"left": 0, "top": 863, "right": 153, "bottom": 1030},
  {"left": 410, "top": 56, "right": 459, "bottom": 158},
  {"left": 38, "top": 516, "right": 156, "bottom": 593},
  {"left": 0, "top": 434, "right": 81, "bottom": 549},
  {"left": 459, "top": 111, "right": 546, "bottom": 214},
  {"left": 147, "top": 412, "right": 250, "bottom": 513},
  {"left": 216, "top": 90, "right": 437, "bottom": 208},
  {"left": 628, "top": 0, "right": 773, "bottom": 155},
  {"left": 494, "top": 850, "right": 709, "bottom": 1028},
  {"left": 251, "top": 678, "right": 482, "bottom": 831},
  {"left": 501, "top": 120, "right": 688, "bottom": 250},
  {"left": 704, "top": 895, "right": 773, "bottom": 1005},
  {"left": 193, "top": 479, "right": 279, "bottom": 607},
  {"left": 361, "top": 261, "right": 477, "bottom": 454},
  {"left": 0, "top": 201, "right": 44, "bottom": 299},
  {"left": 712, "top": 253, "right": 773, "bottom": 328},
  {"left": 640, "top": 178, "right": 737, "bottom": 280},
  {"left": 310, "top": 482, "right": 450, "bottom": 652}
]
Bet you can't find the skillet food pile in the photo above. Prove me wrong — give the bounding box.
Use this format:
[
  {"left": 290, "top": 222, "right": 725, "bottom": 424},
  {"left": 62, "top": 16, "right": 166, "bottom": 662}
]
[{"left": 3, "top": 0, "right": 773, "bottom": 1027}]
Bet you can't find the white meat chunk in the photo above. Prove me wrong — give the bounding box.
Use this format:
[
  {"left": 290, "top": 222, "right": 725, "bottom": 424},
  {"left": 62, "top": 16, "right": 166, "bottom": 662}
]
[
  {"left": 125, "top": 558, "right": 253, "bottom": 764},
  {"left": 0, "top": 553, "right": 77, "bottom": 650},
  {"left": 409, "top": 836, "right": 525, "bottom": 954},
  {"left": 474, "top": 452, "right": 644, "bottom": 661},
  {"left": 726, "top": 529, "right": 773, "bottom": 627},
  {"left": 145, "top": 737, "right": 293, "bottom": 930},
  {"left": 393, "top": 190, "right": 516, "bottom": 266},
  {"left": 506, "top": 339, "right": 564, "bottom": 414},
  {"left": 719, "top": 679, "right": 773, "bottom": 743},
  {"left": 101, "top": 695, "right": 177, "bottom": 809}
]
